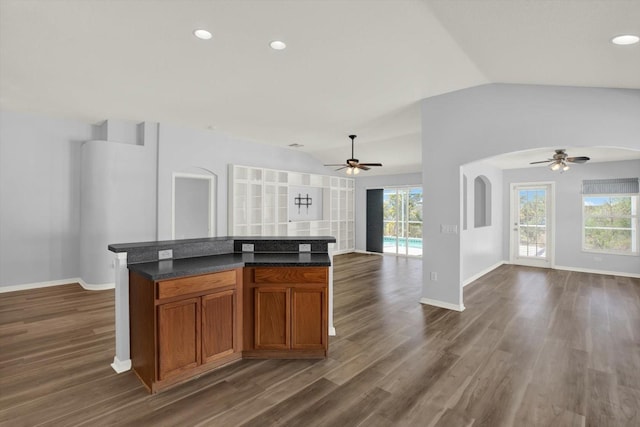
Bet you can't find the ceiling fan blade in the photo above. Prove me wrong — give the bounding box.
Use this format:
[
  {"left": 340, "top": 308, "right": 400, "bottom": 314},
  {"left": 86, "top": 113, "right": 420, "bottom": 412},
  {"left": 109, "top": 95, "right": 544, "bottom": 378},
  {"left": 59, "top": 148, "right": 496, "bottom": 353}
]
[
  {"left": 356, "top": 164, "right": 371, "bottom": 171},
  {"left": 324, "top": 163, "right": 347, "bottom": 166},
  {"left": 566, "top": 156, "right": 590, "bottom": 163},
  {"left": 334, "top": 166, "right": 348, "bottom": 171},
  {"left": 529, "top": 160, "right": 553, "bottom": 164},
  {"left": 358, "top": 163, "right": 383, "bottom": 167}
]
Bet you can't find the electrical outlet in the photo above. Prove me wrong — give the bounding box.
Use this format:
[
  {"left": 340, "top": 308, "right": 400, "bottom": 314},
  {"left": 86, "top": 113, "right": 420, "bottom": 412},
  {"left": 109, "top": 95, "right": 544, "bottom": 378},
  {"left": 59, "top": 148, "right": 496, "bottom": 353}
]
[
  {"left": 299, "top": 244, "right": 311, "bottom": 252},
  {"left": 158, "top": 249, "right": 173, "bottom": 260},
  {"left": 440, "top": 225, "right": 458, "bottom": 234},
  {"left": 430, "top": 272, "right": 438, "bottom": 281},
  {"left": 242, "top": 243, "right": 254, "bottom": 252}
]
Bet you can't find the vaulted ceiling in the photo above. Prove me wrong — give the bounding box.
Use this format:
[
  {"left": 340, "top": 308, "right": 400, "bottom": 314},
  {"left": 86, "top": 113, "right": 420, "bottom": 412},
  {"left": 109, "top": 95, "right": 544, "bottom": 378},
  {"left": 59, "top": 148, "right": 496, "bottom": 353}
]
[{"left": 1, "top": 0, "right": 639, "bottom": 175}]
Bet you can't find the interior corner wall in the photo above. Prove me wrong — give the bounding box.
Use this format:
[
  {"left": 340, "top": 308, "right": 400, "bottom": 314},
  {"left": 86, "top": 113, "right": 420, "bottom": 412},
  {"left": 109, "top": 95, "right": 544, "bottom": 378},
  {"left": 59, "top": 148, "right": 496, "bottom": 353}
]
[
  {"left": 0, "top": 110, "right": 92, "bottom": 288},
  {"left": 460, "top": 162, "right": 503, "bottom": 283},
  {"left": 503, "top": 159, "right": 640, "bottom": 275},
  {"left": 421, "top": 84, "right": 640, "bottom": 308},
  {"left": 156, "top": 123, "right": 338, "bottom": 240},
  {"left": 353, "top": 172, "right": 422, "bottom": 252}
]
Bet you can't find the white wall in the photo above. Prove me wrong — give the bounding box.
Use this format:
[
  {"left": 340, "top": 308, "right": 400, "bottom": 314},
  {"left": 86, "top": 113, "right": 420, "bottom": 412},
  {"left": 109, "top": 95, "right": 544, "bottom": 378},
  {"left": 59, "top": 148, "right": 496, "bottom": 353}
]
[
  {"left": 156, "top": 123, "right": 338, "bottom": 240},
  {"left": 503, "top": 159, "right": 640, "bottom": 275},
  {"left": 460, "top": 162, "right": 503, "bottom": 284},
  {"left": 421, "top": 84, "right": 640, "bottom": 310},
  {"left": 353, "top": 172, "right": 422, "bottom": 252},
  {"left": 0, "top": 112, "right": 334, "bottom": 289},
  {"left": 0, "top": 110, "right": 92, "bottom": 288},
  {"left": 79, "top": 124, "right": 158, "bottom": 285}
]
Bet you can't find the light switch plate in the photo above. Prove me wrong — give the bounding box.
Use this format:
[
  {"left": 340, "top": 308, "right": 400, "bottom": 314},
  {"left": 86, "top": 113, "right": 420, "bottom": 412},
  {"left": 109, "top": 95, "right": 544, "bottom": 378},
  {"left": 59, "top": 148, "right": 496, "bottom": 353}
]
[
  {"left": 242, "top": 243, "right": 254, "bottom": 252},
  {"left": 158, "top": 249, "right": 173, "bottom": 260},
  {"left": 299, "top": 244, "right": 311, "bottom": 252}
]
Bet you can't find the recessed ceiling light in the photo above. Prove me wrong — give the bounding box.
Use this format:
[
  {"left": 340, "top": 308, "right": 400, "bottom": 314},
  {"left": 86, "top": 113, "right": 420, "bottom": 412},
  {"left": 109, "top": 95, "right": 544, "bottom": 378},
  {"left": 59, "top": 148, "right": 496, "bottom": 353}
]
[
  {"left": 193, "top": 29, "right": 212, "bottom": 40},
  {"left": 611, "top": 34, "right": 639, "bottom": 45},
  {"left": 270, "top": 40, "right": 287, "bottom": 50}
]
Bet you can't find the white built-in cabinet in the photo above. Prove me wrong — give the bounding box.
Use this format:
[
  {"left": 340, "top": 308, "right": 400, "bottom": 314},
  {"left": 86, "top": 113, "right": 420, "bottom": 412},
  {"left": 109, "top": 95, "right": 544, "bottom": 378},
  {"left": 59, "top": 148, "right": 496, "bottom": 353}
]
[{"left": 228, "top": 165, "right": 354, "bottom": 254}]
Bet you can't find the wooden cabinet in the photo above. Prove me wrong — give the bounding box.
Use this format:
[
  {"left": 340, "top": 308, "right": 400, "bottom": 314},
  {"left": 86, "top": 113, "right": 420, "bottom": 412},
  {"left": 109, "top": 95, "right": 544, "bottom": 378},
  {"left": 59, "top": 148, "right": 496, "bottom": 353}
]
[
  {"left": 157, "top": 298, "right": 200, "bottom": 380},
  {"left": 202, "top": 290, "right": 236, "bottom": 363},
  {"left": 244, "top": 267, "right": 328, "bottom": 358},
  {"left": 129, "top": 265, "right": 327, "bottom": 392},
  {"left": 129, "top": 268, "right": 242, "bottom": 393},
  {"left": 291, "top": 287, "right": 325, "bottom": 350},
  {"left": 254, "top": 287, "right": 290, "bottom": 349}
]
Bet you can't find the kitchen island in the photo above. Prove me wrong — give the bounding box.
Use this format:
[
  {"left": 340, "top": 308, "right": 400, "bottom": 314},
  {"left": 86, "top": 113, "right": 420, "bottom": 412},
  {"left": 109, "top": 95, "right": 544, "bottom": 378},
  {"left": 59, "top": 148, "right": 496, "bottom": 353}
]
[{"left": 108, "top": 236, "right": 336, "bottom": 392}]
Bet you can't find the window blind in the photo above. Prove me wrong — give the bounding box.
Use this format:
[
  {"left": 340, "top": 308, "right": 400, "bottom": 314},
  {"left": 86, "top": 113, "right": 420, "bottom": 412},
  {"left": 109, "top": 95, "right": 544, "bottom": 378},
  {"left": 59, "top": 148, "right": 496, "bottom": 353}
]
[{"left": 582, "top": 178, "right": 639, "bottom": 195}]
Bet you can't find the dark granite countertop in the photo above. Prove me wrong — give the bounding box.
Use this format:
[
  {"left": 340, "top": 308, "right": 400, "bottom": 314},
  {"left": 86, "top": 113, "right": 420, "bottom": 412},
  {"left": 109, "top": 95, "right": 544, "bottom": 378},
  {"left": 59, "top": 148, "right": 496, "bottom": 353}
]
[
  {"left": 108, "top": 236, "right": 337, "bottom": 265},
  {"left": 128, "top": 252, "right": 332, "bottom": 281},
  {"left": 108, "top": 236, "right": 336, "bottom": 252}
]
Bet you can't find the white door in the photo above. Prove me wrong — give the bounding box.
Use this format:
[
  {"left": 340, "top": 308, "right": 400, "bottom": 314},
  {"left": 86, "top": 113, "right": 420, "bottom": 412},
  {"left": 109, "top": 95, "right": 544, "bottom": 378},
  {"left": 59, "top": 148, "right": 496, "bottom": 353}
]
[{"left": 510, "top": 183, "right": 554, "bottom": 268}]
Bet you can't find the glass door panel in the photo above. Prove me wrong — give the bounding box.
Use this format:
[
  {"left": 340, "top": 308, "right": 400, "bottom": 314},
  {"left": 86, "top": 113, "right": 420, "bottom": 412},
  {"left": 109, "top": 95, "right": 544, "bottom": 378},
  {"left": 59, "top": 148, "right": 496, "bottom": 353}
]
[
  {"left": 511, "top": 184, "right": 553, "bottom": 268},
  {"left": 383, "top": 187, "right": 422, "bottom": 257}
]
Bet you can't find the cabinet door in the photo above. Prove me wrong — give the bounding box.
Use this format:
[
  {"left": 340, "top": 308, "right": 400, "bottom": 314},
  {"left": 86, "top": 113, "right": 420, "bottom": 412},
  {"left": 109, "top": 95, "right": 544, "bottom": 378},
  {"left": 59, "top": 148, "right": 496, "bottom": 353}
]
[
  {"left": 202, "top": 289, "right": 236, "bottom": 363},
  {"left": 157, "top": 298, "right": 200, "bottom": 380},
  {"left": 254, "top": 287, "right": 290, "bottom": 349},
  {"left": 291, "top": 287, "right": 327, "bottom": 350}
]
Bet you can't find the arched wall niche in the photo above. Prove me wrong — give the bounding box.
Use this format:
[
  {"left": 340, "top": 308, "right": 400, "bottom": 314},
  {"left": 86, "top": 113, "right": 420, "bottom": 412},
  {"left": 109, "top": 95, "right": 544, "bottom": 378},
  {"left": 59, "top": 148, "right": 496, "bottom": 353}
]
[{"left": 474, "top": 175, "right": 491, "bottom": 228}]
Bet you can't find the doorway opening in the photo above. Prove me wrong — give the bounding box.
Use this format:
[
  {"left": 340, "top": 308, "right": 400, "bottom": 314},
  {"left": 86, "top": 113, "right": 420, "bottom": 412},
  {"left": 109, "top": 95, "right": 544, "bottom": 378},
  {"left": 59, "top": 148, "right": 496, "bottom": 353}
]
[{"left": 172, "top": 173, "right": 217, "bottom": 239}]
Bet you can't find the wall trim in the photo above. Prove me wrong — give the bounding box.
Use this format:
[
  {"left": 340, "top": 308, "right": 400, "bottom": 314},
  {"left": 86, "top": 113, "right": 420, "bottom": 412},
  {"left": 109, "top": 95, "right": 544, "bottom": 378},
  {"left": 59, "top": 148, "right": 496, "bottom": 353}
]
[
  {"left": 463, "top": 261, "right": 506, "bottom": 287},
  {"left": 553, "top": 264, "right": 640, "bottom": 279},
  {"left": 329, "top": 326, "right": 336, "bottom": 336},
  {"left": 78, "top": 278, "right": 116, "bottom": 291},
  {"left": 354, "top": 250, "right": 384, "bottom": 256},
  {"left": 0, "top": 277, "right": 115, "bottom": 293},
  {"left": 420, "top": 297, "right": 465, "bottom": 312},
  {"left": 111, "top": 356, "right": 132, "bottom": 373}
]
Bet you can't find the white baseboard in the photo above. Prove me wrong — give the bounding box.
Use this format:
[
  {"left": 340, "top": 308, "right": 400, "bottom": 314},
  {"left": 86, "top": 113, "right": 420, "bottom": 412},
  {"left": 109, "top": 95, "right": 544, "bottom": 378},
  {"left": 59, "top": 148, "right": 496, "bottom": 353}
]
[
  {"left": 0, "top": 277, "right": 115, "bottom": 293},
  {"left": 420, "top": 297, "right": 465, "bottom": 312},
  {"left": 329, "top": 326, "right": 336, "bottom": 336},
  {"left": 463, "top": 261, "right": 506, "bottom": 287},
  {"left": 77, "top": 278, "right": 115, "bottom": 291},
  {"left": 354, "top": 250, "right": 384, "bottom": 256},
  {"left": 553, "top": 265, "right": 640, "bottom": 279},
  {"left": 111, "top": 356, "right": 132, "bottom": 373}
]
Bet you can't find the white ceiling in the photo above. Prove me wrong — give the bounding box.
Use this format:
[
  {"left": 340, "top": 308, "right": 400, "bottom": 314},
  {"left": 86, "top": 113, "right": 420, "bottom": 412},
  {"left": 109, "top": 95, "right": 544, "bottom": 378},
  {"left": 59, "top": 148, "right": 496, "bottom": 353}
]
[{"left": 1, "top": 0, "right": 639, "bottom": 176}]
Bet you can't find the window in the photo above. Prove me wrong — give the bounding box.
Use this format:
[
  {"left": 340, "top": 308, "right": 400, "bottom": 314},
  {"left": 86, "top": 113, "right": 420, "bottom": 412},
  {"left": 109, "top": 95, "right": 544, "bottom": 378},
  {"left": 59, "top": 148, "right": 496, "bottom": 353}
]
[{"left": 582, "top": 177, "right": 639, "bottom": 255}]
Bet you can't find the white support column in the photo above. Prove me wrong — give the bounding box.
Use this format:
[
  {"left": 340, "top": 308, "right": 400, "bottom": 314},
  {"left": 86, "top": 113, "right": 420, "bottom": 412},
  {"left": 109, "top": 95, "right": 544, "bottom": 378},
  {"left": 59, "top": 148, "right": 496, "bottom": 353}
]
[
  {"left": 328, "top": 242, "right": 336, "bottom": 336},
  {"left": 111, "top": 252, "right": 131, "bottom": 373}
]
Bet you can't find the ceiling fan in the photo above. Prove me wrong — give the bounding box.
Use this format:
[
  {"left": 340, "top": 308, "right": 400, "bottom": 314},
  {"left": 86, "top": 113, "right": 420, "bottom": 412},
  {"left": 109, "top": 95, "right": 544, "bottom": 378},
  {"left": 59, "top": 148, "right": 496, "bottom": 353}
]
[
  {"left": 529, "top": 149, "right": 590, "bottom": 171},
  {"left": 324, "top": 135, "right": 382, "bottom": 175}
]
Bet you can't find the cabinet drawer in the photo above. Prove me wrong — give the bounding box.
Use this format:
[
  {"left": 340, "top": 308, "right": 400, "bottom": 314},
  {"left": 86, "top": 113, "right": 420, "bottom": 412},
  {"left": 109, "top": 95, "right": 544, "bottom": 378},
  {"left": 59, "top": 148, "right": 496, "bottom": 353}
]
[
  {"left": 253, "top": 267, "right": 327, "bottom": 284},
  {"left": 157, "top": 270, "right": 236, "bottom": 299}
]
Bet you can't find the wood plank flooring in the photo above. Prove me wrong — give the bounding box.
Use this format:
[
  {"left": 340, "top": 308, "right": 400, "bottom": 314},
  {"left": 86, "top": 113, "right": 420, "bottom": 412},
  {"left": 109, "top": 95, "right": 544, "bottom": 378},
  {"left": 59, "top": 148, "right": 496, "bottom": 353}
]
[{"left": 1, "top": 254, "right": 639, "bottom": 426}]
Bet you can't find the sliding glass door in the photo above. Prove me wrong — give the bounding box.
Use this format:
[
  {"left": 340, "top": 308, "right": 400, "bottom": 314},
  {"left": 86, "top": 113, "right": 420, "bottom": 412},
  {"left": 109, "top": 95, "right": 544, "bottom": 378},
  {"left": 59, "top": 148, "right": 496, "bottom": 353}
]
[{"left": 383, "top": 187, "right": 423, "bottom": 256}]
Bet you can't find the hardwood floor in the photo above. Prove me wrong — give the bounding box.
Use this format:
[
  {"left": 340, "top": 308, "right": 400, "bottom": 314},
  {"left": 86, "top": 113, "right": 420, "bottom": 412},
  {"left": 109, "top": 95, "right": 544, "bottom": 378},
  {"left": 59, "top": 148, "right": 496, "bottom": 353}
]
[{"left": 1, "top": 254, "right": 639, "bottom": 426}]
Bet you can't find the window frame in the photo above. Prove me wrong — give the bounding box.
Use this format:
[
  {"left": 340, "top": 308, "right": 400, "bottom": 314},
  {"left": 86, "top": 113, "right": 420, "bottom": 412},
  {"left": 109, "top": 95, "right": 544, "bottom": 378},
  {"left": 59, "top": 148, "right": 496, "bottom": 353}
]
[{"left": 581, "top": 193, "right": 639, "bottom": 256}]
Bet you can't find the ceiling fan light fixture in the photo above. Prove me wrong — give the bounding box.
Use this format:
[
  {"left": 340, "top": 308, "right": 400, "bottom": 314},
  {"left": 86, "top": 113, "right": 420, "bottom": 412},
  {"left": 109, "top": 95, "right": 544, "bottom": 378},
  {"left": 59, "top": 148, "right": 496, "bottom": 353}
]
[
  {"left": 324, "top": 135, "right": 382, "bottom": 174},
  {"left": 562, "top": 162, "right": 570, "bottom": 172},
  {"left": 550, "top": 162, "right": 561, "bottom": 171}
]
